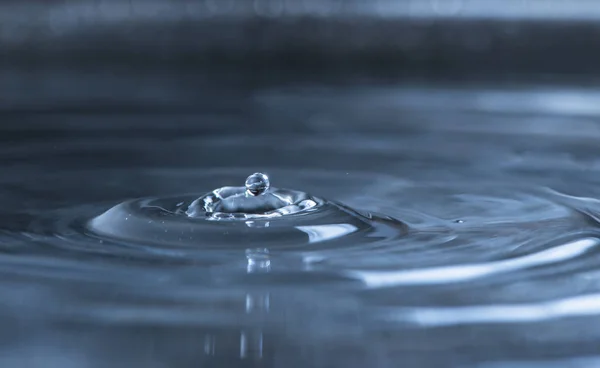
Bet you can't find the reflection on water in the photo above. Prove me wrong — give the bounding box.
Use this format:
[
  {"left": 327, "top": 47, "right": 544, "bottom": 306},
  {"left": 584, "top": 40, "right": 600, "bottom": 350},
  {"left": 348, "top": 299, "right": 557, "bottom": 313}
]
[
  {"left": 3, "top": 79, "right": 600, "bottom": 367},
  {"left": 350, "top": 238, "right": 598, "bottom": 287},
  {"left": 242, "top": 249, "right": 270, "bottom": 360},
  {"left": 201, "top": 249, "right": 271, "bottom": 362}
]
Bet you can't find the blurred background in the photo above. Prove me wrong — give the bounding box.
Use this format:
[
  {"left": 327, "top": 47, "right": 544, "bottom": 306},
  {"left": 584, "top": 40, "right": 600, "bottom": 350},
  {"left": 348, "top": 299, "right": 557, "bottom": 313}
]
[{"left": 2, "top": 0, "right": 600, "bottom": 112}]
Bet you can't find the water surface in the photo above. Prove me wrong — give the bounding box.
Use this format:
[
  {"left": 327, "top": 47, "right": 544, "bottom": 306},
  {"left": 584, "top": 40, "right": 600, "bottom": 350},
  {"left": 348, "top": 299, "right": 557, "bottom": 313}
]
[{"left": 2, "top": 75, "right": 600, "bottom": 367}]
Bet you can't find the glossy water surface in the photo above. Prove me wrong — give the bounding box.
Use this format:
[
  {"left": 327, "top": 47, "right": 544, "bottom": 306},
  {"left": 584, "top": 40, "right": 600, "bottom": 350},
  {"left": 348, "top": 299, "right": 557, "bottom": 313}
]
[{"left": 2, "top": 76, "right": 600, "bottom": 367}]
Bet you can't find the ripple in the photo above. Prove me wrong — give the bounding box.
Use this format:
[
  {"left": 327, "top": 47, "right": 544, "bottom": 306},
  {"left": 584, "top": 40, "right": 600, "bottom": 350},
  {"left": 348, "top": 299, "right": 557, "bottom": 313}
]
[
  {"left": 23, "top": 168, "right": 597, "bottom": 273},
  {"left": 6, "top": 83, "right": 600, "bottom": 366},
  {"left": 86, "top": 193, "right": 408, "bottom": 252},
  {"left": 348, "top": 237, "right": 599, "bottom": 288},
  {"left": 8, "top": 143, "right": 600, "bottom": 368},
  {"left": 380, "top": 288, "right": 600, "bottom": 327}
]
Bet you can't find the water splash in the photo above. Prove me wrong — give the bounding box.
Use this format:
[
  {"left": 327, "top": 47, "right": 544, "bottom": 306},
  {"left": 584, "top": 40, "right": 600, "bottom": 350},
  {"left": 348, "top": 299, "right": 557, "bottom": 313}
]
[
  {"left": 185, "top": 172, "right": 320, "bottom": 219},
  {"left": 84, "top": 172, "right": 408, "bottom": 251}
]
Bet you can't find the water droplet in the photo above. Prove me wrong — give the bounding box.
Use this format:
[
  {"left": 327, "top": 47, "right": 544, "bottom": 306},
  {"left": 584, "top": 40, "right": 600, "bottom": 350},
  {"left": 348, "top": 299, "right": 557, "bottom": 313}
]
[{"left": 245, "top": 173, "right": 270, "bottom": 197}]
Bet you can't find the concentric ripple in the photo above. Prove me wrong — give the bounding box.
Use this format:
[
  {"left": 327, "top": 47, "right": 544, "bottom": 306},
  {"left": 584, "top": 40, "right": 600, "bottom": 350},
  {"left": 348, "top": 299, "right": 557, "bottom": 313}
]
[
  {"left": 6, "top": 83, "right": 600, "bottom": 366},
  {"left": 86, "top": 193, "right": 408, "bottom": 251}
]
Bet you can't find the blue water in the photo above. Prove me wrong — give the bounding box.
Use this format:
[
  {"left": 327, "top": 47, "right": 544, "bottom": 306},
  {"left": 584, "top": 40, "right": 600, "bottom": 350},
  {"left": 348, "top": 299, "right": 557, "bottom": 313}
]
[{"left": 2, "top": 73, "right": 600, "bottom": 367}]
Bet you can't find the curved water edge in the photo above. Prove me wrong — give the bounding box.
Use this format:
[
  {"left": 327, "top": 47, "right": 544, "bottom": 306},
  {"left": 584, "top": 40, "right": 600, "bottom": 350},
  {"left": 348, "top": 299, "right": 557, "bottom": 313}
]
[
  {"left": 84, "top": 172, "right": 410, "bottom": 253},
  {"left": 70, "top": 178, "right": 600, "bottom": 336},
  {"left": 11, "top": 185, "right": 600, "bottom": 367}
]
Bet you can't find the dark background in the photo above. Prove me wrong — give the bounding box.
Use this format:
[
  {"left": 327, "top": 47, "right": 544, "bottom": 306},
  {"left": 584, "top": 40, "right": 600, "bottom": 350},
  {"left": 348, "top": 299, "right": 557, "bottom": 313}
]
[{"left": 2, "top": 1, "right": 600, "bottom": 83}]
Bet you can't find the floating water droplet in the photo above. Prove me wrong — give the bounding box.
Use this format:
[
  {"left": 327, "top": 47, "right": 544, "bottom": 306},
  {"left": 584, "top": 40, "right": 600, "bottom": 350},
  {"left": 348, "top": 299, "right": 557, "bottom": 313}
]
[{"left": 245, "top": 172, "right": 270, "bottom": 197}]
